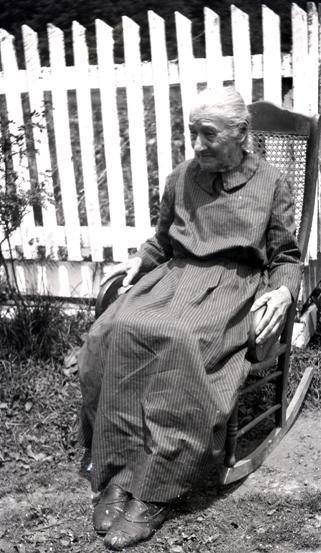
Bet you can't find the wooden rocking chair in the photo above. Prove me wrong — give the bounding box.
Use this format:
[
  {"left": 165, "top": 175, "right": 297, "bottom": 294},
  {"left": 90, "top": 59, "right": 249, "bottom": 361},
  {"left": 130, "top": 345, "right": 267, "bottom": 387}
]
[
  {"left": 95, "top": 101, "right": 321, "bottom": 487},
  {"left": 220, "top": 101, "right": 321, "bottom": 485}
]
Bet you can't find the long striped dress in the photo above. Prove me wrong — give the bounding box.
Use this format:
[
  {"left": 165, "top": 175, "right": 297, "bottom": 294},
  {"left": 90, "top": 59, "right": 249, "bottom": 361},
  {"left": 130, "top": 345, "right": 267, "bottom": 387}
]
[{"left": 78, "top": 151, "right": 301, "bottom": 501}]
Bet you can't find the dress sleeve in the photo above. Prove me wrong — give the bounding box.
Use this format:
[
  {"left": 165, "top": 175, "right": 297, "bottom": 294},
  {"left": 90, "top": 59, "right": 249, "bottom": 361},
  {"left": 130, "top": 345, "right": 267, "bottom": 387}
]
[
  {"left": 136, "top": 175, "right": 175, "bottom": 272},
  {"left": 266, "top": 175, "right": 303, "bottom": 300}
]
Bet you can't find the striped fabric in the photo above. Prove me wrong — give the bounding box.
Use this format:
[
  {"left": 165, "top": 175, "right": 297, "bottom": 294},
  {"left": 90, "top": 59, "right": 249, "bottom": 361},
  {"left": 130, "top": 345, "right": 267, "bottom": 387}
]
[{"left": 78, "top": 151, "right": 301, "bottom": 501}]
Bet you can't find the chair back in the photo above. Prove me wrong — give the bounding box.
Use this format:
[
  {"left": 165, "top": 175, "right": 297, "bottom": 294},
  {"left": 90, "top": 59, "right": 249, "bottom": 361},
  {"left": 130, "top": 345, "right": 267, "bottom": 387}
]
[{"left": 248, "top": 101, "right": 321, "bottom": 260}]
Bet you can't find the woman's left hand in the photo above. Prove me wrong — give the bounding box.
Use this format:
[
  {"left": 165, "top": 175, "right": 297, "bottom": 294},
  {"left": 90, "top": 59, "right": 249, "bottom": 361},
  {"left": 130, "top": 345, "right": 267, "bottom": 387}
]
[{"left": 250, "top": 285, "right": 292, "bottom": 344}]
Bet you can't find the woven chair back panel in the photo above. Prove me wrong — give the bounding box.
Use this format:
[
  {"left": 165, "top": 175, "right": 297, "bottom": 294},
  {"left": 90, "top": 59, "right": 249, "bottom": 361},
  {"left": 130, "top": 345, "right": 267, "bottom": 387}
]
[{"left": 249, "top": 131, "right": 307, "bottom": 233}]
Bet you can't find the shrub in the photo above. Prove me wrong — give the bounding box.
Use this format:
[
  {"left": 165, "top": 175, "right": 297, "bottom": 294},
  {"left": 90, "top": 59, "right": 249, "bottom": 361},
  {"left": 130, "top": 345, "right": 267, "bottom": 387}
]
[{"left": 0, "top": 297, "right": 93, "bottom": 362}]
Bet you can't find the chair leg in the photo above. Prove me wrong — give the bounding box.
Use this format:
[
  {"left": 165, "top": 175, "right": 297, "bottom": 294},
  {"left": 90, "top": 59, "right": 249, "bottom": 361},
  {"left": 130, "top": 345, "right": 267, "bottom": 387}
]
[
  {"left": 276, "top": 304, "right": 296, "bottom": 428},
  {"left": 224, "top": 401, "right": 239, "bottom": 468}
]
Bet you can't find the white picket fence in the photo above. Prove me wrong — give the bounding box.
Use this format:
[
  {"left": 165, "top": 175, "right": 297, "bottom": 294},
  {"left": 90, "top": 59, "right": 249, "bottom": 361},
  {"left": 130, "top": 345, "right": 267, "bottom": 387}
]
[{"left": 0, "top": 3, "right": 320, "bottom": 300}]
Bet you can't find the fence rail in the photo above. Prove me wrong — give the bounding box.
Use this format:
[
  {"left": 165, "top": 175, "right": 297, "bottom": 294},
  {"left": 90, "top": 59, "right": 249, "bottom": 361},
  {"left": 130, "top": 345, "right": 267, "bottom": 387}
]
[{"left": 0, "top": 3, "right": 321, "bottom": 302}]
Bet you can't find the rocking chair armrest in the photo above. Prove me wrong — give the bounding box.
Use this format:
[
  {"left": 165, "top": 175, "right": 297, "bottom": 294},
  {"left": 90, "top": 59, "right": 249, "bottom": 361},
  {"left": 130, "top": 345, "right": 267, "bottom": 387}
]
[
  {"left": 95, "top": 272, "right": 127, "bottom": 319},
  {"left": 95, "top": 270, "right": 146, "bottom": 319}
]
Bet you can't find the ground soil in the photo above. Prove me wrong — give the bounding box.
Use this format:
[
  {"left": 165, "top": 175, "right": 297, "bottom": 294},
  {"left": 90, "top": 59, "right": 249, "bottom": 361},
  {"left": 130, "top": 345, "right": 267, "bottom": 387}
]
[{"left": 0, "top": 409, "right": 320, "bottom": 553}]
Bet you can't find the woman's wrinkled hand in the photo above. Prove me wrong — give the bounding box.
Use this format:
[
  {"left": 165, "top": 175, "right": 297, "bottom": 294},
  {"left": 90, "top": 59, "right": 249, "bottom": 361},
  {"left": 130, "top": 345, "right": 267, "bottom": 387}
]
[
  {"left": 250, "top": 285, "right": 292, "bottom": 344},
  {"left": 100, "top": 256, "right": 142, "bottom": 288}
]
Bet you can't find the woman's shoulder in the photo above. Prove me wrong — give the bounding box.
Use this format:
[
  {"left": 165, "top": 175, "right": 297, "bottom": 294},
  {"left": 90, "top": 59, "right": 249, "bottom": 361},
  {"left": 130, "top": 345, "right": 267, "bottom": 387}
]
[
  {"left": 251, "top": 151, "right": 285, "bottom": 181},
  {"left": 165, "top": 159, "right": 199, "bottom": 190}
]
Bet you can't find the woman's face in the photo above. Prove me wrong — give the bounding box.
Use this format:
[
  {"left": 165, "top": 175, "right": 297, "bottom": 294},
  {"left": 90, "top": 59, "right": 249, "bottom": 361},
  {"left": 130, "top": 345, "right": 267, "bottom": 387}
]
[{"left": 189, "top": 106, "right": 244, "bottom": 173}]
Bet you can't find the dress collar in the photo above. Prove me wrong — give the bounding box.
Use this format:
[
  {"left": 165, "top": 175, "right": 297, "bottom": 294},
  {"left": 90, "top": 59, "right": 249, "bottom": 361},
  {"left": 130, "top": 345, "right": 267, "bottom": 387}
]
[
  {"left": 222, "top": 151, "right": 260, "bottom": 191},
  {"left": 193, "top": 151, "right": 260, "bottom": 194}
]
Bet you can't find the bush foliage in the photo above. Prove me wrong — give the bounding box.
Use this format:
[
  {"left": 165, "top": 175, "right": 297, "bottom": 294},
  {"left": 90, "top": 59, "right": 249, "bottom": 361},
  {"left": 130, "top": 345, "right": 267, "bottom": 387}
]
[{"left": 0, "top": 298, "right": 93, "bottom": 362}]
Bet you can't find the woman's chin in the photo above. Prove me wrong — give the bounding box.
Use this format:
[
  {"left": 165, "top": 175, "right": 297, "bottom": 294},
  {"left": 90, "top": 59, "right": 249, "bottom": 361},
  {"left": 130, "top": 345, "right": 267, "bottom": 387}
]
[{"left": 197, "top": 157, "right": 219, "bottom": 172}]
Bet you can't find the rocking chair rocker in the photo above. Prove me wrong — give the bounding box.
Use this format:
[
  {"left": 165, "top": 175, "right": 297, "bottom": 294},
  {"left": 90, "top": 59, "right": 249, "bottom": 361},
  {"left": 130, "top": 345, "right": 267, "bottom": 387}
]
[{"left": 95, "top": 101, "right": 321, "bottom": 487}]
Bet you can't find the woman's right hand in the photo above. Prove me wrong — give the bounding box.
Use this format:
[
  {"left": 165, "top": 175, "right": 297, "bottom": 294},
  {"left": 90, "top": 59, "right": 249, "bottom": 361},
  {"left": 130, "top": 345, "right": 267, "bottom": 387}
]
[{"left": 100, "top": 256, "right": 143, "bottom": 288}]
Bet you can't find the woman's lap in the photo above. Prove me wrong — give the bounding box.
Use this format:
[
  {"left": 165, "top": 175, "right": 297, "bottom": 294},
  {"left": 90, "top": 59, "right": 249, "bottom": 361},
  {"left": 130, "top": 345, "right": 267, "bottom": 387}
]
[{"left": 78, "top": 258, "right": 263, "bottom": 497}]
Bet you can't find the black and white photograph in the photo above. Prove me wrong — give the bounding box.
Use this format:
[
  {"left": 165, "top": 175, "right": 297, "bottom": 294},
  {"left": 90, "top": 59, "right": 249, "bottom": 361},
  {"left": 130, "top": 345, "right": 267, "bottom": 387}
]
[{"left": 0, "top": 1, "right": 320, "bottom": 552}]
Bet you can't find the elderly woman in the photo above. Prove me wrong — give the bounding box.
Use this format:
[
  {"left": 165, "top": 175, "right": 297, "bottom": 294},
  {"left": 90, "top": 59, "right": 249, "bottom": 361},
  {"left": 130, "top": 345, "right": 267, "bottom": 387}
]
[{"left": 78, "top": 87, "right": 301, "bottom": 550}]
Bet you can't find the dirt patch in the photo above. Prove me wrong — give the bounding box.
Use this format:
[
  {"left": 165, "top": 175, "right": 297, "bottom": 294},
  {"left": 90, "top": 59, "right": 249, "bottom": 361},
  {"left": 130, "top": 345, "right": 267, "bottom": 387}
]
[{"left": 0, "top": 411, "right": 320, "bottom": 553}]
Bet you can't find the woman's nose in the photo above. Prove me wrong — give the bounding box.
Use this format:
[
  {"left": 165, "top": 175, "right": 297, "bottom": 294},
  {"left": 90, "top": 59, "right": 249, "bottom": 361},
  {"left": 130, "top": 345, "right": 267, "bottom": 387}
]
[{"left": 193, "top": 135, "right": 207, "bottom": 152}]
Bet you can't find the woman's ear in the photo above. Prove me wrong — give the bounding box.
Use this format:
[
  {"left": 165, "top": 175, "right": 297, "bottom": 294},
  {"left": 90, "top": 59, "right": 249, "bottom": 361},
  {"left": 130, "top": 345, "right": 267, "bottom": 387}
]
[{"left": 237, "top": 122, "right": 248, "bottom": 144}]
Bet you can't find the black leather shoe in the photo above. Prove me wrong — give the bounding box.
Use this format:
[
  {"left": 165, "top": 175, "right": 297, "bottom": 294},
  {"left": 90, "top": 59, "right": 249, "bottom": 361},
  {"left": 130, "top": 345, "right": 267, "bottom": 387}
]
[
  {"left": 103, "top": 497, "right": 170, "bottom": 550},
  {"left": 93, "top": 484, "right": 131, "bottom": 535}
]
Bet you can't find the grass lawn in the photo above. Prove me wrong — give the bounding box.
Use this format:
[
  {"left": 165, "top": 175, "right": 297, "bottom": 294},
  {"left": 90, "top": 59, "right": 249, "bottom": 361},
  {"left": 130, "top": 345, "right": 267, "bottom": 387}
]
[{"left": 0, "top": 305, "right": 320, "bottom": 552}]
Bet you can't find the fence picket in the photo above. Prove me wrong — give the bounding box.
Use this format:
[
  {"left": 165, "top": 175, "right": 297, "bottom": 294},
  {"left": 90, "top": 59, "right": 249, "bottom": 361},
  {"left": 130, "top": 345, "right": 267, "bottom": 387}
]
[
  {"left": 231, "top": 5, "right": 252, "bottom": 103},
  {"left": 81, "top": 264, "right": 93, "bottom": 297},
  {"left": 0, "top": 30, "right": 36, "bottom": 259},
  {"left": 204, "top": 7, "right": 223, "bottom": 91},
  {"left": 58, "top": 264, "right": 71, "bottom": 296},
  {"left": 317, "top": 4, "right": 321, "bottom": 251},
  {"left": 307, "top": 3, "right": 319, "bottom": 113},
  {"left": 47, "top": 24, "right": 81, "bottom": 261},
  {"left": 122, "top": 16, "right": 151, "bottom": 236},
  {"left": 37, "top": 264, "right": 48, "bottom": 294},
  {"left": 16, "top": 265, "right": 26, "bottom": 294},
  {"left": 22, "top": 25, "right": 58, "bottom": 260},
  {"left": 95, "top": 19, "right": 128, "bottom": 262},
  {"left": 292, "top": 4, "right": 309, "bottom": 114},
  {"left": 0, "top": 156, "right": 10, "bottom": 259},
  {"left": 306, "top": 3, "right": 319, "bottom": 261},
  {"left": 262, "top": 6, "right": 282, "bottom": 105},
  {"left": 318, "top": 4, "right": 321, "bottom": 113},
  {"left": 72, "top": 21, "right": 103, "bottom": 262},
  {"left": 148, "top": 11, "right": 172, "bottom": 197},
  {"left": 175, "top": 12, "right": 197, "bottom": 159}
]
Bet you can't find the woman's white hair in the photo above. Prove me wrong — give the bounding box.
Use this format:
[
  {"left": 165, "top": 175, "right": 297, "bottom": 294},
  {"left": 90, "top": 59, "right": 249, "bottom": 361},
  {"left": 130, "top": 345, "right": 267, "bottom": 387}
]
[{"left": 190, "top": 86, "right": 251, "bottom": 137}]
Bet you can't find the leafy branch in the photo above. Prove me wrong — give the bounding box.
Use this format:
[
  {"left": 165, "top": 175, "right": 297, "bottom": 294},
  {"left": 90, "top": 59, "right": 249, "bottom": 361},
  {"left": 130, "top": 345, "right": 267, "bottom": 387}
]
[{"left": 0, "top": 110, "right": 52, "bottom": 306}]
